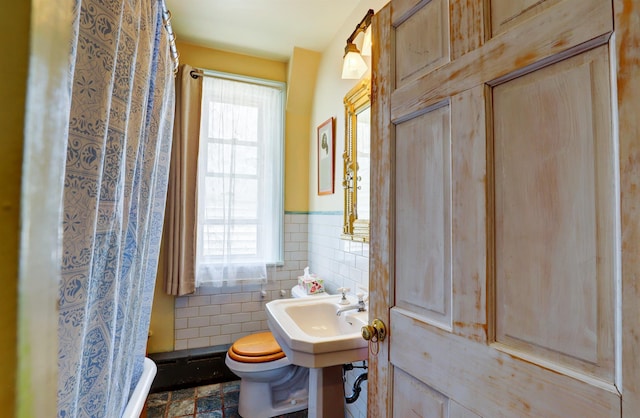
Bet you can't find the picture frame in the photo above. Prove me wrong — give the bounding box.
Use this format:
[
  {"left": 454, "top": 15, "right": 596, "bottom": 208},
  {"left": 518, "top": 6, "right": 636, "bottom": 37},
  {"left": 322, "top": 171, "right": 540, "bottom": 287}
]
[{"left": 317, "top": 117, "right": 335, "bottom": 195}]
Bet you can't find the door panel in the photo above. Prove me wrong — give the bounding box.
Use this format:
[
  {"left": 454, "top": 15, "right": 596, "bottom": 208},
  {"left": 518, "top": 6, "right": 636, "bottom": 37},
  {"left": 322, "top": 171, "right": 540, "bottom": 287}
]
[
  {"left": 493, "top": 45, "right": 615, "bottom": 381},
  {"left": 449, "top": 401, "right": 482, "bottom": 418},
  {"left": 369, "top": 0, "right": 637, "bottom": 416},
  {"left": 396, "top": 105, "right": 452, "bottom": 329},
  {"left": 395, "top": 0, "right": 450, "bottom": 86},
  {"left": 392, "top": 368, "right": 449, "bottom": 418},
  {"left": 490, "top": 0, "right": 563, "bottom": 36},
  {"left": 390, "top": 310, "right": 620, "bottom": 417}
]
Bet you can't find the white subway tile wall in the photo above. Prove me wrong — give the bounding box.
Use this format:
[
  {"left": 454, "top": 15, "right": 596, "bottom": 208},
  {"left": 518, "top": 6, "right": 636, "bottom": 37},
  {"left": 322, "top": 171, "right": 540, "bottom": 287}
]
[
  {"left": 174, "top": 213, "right": 309, "bottom": 351},
  {"left": 173, "top": 212, "right": 370, "bottom": 416},
  {"left": 307, "top": 213, "right": 369, "bottom": 296}
]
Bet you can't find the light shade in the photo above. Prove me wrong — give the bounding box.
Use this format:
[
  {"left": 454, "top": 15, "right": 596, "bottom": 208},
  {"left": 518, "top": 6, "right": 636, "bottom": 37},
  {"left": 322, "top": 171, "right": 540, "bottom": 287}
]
[
  {"left": 342, "top": 44, "right": 367, "bottom": 79},
  {"left": 361, "top": 26, "right": 372, "bottom": 56}
]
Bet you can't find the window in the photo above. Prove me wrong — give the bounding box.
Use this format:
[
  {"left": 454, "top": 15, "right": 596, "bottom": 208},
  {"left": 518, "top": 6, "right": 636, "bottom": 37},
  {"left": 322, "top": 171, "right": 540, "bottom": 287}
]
[{"left": 195, "top": 72, "right": 284, "bottom": 287}]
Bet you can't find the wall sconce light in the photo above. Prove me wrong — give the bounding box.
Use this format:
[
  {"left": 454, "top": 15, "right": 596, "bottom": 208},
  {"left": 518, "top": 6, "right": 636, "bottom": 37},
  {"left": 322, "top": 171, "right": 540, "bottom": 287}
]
[{"left": 341, "top": 9, "right": 374, "bottom": 79}]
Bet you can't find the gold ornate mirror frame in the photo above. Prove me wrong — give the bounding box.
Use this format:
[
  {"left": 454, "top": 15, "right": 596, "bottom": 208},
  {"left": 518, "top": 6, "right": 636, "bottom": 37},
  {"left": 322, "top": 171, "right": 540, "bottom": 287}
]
[{"left": 342, "top": 78, "right": 371, "bottom": 242}]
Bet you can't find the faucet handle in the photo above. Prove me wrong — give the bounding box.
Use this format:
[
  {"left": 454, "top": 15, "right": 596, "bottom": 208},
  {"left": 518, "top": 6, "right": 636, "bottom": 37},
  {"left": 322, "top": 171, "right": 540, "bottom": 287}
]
[
  {"left": 337, "top": 287, "right": 351, "bottom": 305},
  {"left": 357, "top": 286, "right": 369, "bottom": 302},
  {"left": 356, "top": 293, "right": 367, "bottom": 311}
]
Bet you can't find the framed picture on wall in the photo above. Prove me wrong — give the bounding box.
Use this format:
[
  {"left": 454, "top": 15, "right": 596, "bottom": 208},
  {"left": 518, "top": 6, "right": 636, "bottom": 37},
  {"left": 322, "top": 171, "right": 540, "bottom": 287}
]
[{"left": 317, "top": 117, "right": 335, "bottom": 195}]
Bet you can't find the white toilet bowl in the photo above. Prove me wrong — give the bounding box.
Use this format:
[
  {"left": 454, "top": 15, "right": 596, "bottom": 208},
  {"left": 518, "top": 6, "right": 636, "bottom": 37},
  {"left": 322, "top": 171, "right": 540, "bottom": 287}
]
[
  {"left": 225, "top": 286, "right": 320, "bottom": 418},
  {"left": 225, "top": 331, "right": 309, "bottom": 418}
]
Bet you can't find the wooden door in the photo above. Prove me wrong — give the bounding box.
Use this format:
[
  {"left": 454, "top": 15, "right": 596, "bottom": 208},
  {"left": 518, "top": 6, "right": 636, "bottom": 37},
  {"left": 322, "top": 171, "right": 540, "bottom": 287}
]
[{"left": 369, "top": 1, "right": 640, "bottom": 416}]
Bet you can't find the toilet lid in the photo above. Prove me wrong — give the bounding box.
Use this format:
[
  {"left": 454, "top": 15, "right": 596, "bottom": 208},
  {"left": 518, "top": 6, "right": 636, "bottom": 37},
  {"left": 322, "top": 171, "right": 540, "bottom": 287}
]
[{"left": 228, "top": 332, "right": 286, "bottom": 363}]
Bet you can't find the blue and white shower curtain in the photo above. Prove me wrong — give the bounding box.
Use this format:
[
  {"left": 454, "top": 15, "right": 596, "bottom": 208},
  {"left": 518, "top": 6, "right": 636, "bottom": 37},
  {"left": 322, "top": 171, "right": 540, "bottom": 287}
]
[{"left": 58, "top": 0, "right": 175, "bottom": 416}]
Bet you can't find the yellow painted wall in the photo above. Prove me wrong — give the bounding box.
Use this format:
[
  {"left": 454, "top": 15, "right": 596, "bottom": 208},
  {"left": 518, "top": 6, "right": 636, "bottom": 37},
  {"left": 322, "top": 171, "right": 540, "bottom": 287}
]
[
  {"left": 147, "top": 241, "right": 175, "bottom": 353},
  {"left": 308, "top": 0, "right": 388, "bottom": 212},
  {"left": 177, "top": 42, "right": 288, "bottom": 84},
  {"left": 285, "top": 47, "right": 321, "bottom": 211},
  {"left": 285, "top": 110, "right": 312, "bottom": 210},
  {"left": 148, "top": 42, "right": 319, "bottom": 353},
  {"left": 0, "top": 2, "right": 30, "bottom": 415}
]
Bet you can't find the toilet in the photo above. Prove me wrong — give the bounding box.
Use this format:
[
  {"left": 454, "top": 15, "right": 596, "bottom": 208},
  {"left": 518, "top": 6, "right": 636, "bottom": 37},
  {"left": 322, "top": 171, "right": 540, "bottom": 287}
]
[{"left": 225, "top": 286, "right": 317, "bottom": 418}]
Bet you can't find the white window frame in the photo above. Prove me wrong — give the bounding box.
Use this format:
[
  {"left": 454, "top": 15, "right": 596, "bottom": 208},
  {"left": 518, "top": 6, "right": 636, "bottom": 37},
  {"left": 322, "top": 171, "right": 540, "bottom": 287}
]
[{"left": 195, "top": 70, "right": 285, "bottom": 287}]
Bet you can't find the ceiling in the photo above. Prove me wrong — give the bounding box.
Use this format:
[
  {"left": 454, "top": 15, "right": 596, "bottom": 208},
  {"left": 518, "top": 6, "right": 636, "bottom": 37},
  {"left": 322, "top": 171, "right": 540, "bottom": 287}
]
[{"left": 165, "top": 0, "right": 362, "bottom": 62}]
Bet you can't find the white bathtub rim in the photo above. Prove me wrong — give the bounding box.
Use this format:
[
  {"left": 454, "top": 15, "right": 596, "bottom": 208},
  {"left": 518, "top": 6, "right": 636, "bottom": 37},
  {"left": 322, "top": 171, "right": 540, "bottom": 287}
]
[{"left": 121, "top": 357, "right": 157, "bottom": 418}]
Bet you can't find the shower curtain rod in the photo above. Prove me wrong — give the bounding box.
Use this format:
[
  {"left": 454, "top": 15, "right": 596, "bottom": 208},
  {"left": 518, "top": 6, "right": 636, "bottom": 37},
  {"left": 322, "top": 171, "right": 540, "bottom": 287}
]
[{"left": 161, "top": 0, "right": 179, "bottom": 74}]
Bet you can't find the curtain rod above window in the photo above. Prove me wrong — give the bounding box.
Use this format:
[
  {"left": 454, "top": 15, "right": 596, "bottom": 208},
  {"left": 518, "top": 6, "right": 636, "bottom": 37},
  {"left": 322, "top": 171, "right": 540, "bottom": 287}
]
[
  {"left": 189, "top": 68, "right": 286, "bottom": 90},
  {"left": 161, "top": 0, "right": 179, "bottom": 74}
]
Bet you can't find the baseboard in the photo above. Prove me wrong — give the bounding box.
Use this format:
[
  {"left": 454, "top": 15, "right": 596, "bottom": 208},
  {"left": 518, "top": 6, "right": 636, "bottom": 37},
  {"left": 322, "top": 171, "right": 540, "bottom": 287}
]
[{"left": 148, "top": 345, "right": 238, "bottom": 393}]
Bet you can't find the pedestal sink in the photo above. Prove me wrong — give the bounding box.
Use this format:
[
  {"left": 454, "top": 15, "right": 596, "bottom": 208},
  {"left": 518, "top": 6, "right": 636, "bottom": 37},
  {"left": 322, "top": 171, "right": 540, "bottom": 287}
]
[
  {"left": 266, "top": 294, "right": 369, "bottom": 418},
  {"left": 266, "top": 294, "right": 369, "bottom": 367}
]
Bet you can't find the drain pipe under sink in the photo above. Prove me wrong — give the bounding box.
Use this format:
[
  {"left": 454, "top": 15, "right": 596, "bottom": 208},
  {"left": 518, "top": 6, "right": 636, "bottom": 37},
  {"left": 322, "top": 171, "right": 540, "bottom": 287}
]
[{"left": 343, "top": 362, "right": 368, "bottom": 404}]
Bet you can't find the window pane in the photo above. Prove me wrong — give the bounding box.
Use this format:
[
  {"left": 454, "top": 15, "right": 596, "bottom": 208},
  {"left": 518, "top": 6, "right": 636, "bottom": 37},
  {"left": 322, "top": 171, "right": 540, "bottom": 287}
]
[
  {"left": 207, "top": 102, "right": 258, "bottom": 142},
  {"left": 202, "top": 224, "right": 258, "bottom": 257},
  {"left": 203, "top": 177, "right": 258, "bottom": 220},
  {"left": 207, "top": 143, "right": 258, "bottom": 176}
]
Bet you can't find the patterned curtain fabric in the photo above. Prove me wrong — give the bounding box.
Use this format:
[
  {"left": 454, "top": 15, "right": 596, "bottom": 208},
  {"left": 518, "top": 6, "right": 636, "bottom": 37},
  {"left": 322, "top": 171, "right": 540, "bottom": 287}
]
[
  {"left": 58, "top": 0, "right": 175, "bottom": 416},
  {"left": 163, "top": 64, "right": 202, "bottom": 296}
]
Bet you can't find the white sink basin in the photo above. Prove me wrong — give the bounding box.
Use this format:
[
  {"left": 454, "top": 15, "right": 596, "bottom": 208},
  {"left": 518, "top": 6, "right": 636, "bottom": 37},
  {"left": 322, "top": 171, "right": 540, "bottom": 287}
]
[{"left": 266, "top": 294, "right": 369, "bottom": 368}]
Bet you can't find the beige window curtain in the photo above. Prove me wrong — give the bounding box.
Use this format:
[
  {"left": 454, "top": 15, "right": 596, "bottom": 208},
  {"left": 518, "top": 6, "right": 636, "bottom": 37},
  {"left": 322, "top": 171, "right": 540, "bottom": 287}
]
[{"left": 163, "top": 64, "right": 202, "bottom": 295}]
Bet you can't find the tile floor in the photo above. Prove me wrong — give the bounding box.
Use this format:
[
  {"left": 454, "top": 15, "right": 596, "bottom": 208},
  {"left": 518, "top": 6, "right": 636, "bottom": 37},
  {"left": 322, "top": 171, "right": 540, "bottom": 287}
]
[{"left": 144, "top": 380, "right": 308, "bottom": 418}]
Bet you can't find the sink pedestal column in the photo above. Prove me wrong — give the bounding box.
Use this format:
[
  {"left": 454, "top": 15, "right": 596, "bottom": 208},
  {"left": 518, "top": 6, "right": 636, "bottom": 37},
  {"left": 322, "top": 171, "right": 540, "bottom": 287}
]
[{"left": 308, "top": 365, "right": 344, "bottom": 418}]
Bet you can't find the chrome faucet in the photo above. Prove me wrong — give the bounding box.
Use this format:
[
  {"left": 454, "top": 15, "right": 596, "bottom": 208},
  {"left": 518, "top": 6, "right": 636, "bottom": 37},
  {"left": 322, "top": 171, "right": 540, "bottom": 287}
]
[{"left": 336, "top": 293, "right": 367, "bottom": 316}]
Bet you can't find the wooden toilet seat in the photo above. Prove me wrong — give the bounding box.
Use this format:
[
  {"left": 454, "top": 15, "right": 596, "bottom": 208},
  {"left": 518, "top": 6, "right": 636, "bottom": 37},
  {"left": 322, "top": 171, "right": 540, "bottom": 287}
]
[{"left": 228, "top": 331, "right": 286, "bottom": 363}]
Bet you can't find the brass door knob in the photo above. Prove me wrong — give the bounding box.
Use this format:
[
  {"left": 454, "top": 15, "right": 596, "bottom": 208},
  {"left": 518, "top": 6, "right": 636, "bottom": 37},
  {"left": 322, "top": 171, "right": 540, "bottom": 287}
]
[
  {"left": 361, "top": 318, "right": 387, "bottom": 342},
  {"left": 362, "top": 324, "right": 375, "bottom": 341}
]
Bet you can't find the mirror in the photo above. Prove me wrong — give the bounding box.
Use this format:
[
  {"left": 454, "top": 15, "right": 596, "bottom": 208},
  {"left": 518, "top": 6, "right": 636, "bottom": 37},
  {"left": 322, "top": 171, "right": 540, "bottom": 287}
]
[{"left": 342, "top": 78, "right": 371, "bottom": 242}]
